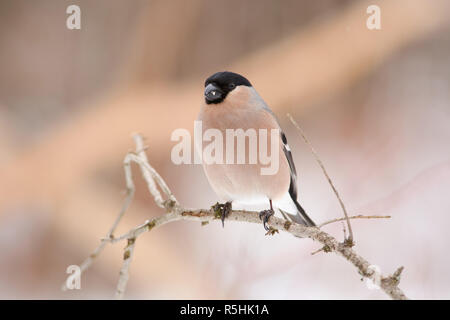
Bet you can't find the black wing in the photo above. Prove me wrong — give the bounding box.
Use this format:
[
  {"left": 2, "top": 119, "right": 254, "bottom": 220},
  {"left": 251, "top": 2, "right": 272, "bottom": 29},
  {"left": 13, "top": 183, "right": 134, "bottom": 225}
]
[{"left": 280, "top": 131, "right": 316, "bottom": 227}]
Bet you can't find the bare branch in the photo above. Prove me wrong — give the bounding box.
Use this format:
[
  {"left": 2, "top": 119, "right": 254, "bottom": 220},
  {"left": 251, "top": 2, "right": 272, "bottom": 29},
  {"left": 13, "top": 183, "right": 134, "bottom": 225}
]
[
  {"left": 70, "top": 134, "right": 408, "bottom": 300},
  {"left": 287, "top": 114, "right": 354, "bottom": 246},
  {"left": 105, "top": 206, "right": 407, "bottom": 300}
]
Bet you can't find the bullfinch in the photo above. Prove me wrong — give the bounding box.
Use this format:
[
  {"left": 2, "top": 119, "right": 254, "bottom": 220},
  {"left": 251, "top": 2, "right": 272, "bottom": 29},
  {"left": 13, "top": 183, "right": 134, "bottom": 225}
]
[{"left": 197, "top": 71, "right": 315, "bottom": 230}]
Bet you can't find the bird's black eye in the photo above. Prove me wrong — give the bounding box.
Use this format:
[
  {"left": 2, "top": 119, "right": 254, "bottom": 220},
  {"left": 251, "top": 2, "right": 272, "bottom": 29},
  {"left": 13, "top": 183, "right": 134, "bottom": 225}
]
[{"left": 228, "top": 83, "right": 236, "bottom": 90}]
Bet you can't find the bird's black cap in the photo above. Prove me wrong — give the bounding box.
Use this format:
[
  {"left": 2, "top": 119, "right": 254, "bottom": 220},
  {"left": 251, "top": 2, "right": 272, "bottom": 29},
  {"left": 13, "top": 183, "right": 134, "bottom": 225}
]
[
  {"left": 205, "top": 71, "right": 252, "bottom": 88},
  {"left": 204, "top": 71, "right": 252, "bottom": 104}
]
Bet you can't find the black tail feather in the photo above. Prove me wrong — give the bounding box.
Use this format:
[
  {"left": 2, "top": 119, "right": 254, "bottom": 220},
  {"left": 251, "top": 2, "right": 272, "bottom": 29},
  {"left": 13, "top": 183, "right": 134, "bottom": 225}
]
[{"left": 292, "top": 199, "right": 316, "bottom": 227}]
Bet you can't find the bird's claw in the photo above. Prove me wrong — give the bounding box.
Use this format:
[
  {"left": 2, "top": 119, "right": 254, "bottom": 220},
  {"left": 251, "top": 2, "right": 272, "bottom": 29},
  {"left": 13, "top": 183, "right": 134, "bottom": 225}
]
[
  {"left": 212, "top": 201, "right": 232, "bottom": 227},
  {"left": 259, "top": 209, "right": 274, "bottom": 231}
]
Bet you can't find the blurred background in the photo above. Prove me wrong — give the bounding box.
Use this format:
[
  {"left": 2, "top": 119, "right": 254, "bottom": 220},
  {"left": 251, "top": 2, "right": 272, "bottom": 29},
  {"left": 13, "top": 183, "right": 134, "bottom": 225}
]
[{"left": 0, "top": 0, "right": 449, "bottom": 299}]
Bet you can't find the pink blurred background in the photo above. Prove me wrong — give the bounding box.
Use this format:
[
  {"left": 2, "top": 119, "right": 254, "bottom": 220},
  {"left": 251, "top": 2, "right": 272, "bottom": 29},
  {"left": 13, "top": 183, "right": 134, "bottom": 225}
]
[{"left": 0, "top": 0, "right": 450, "bottom": 299}]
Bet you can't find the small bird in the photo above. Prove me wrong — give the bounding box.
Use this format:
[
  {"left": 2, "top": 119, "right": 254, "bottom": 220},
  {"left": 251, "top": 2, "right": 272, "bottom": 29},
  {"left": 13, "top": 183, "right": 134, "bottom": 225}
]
[{"left": 198, "top": 71, "right": 315, "bottom": 230}]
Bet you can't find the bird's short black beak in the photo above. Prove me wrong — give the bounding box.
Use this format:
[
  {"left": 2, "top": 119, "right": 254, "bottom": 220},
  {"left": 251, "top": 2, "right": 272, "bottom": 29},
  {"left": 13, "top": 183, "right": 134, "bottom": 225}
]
[{"left": 204, "top": 83, "right": 223, "bottom": 104}]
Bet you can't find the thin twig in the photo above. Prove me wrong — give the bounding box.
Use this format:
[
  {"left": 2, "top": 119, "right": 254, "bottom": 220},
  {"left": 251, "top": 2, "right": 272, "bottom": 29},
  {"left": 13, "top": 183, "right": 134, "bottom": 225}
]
[
  {"left": 61, "top": 140, "right": 137, "bottom": 291},
  {"left": 342, "top": 221, "right": 347, "bottom": 241},
  {"left": 318, "top": 215, "right": 391, "bottom": 228},
  {"left": 112, "top": 134, "right": 179, "bottom": 299},
  {"left": 115, "top": 238, "right": 137, "bottom": 299},
  {"left": 311, "top": 247, "right": 325, "bottom": 255},
  {"left": 287, "top": 113, "right": 354, "bottom": 246}
]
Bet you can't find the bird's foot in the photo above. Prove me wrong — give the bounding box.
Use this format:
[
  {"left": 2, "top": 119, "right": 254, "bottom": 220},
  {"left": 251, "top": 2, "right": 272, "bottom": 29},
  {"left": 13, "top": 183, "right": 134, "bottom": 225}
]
[
  {"left": 259, "top": 209, "right": 274, "bottom": 231},
  {"left": 212, "top": 201, "right": 232, "bottom": 227}
]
